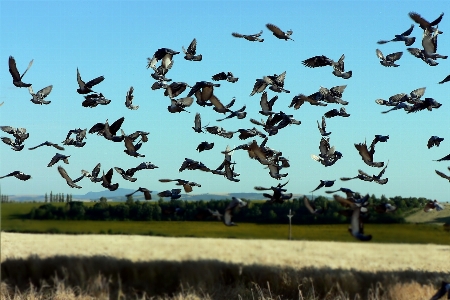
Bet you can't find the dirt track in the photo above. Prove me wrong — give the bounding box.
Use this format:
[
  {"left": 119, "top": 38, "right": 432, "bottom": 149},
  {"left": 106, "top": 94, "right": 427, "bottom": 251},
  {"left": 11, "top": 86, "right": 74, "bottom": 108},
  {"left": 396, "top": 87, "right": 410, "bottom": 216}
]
[{"left": 2, "top": 232, "right": 449, "bottom": 272}]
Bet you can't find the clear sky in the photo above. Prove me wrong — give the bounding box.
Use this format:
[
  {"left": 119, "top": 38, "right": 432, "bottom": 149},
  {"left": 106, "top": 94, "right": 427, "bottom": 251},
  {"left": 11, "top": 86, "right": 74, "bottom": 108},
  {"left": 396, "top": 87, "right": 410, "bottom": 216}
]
[{"left": 1, "top": 1, "right": 449, "bottom": 201}]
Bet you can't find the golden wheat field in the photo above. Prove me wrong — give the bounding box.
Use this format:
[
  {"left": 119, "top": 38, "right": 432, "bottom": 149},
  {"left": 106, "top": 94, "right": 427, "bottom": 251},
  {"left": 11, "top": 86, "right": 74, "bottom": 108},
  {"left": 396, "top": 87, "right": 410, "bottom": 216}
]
[{"left": 1, "top": 232, "right": 450, "bottom": 299}]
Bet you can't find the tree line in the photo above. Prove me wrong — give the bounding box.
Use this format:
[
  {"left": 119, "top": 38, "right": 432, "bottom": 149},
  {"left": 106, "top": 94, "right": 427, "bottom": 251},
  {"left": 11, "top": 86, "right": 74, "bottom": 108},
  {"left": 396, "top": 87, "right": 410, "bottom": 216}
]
[{"left": 26, "top": 194, "right": 431, "bottom": 224}]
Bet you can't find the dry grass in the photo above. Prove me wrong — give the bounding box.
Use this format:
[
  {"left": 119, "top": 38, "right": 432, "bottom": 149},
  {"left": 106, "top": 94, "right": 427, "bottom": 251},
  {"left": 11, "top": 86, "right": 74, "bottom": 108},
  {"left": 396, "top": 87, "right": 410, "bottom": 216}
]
[{"left": 1, "top": 233, "right": 449, "bottom": 299}]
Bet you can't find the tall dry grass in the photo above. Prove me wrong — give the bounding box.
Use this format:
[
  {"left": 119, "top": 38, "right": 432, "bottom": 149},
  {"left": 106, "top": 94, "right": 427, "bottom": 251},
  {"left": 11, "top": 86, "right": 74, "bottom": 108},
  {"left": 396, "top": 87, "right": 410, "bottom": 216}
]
[{"left": 1, "top": 255, "right": 447, "bottom": 299}]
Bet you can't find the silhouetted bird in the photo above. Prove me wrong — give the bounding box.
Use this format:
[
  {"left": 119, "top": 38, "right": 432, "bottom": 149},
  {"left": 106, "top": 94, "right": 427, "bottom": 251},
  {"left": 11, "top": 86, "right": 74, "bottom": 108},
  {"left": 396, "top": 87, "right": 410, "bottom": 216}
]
[
  {"left": 438, "top": 74, "right": 450, "bottom": 84},
  {"left": 47, "top": 153, "right": 70, "bottom": 167},
  {"left": 76, "top": 68, "right": 104, "bottom": 94},
  {"left": 0, "top": 171, "right": 31, "bottom": 181},
  {"left": 196, "top": 141, "right": 214, "bottom": 152},
  {"left": 125, "top": 86, "right": 138, "bottom": 110},
  {"left": 9, "top": 56, "right": 33, "bottom": 87},
  {"left": 435, "top": 167, "right": 450, "bottom": 182},
  {"left": 58, "top": 166, "right": 83, "bottom": 189},
  {"left": 377, "top": 24, "right": 416, "bottom": 46},
  {"left": 317, "top": 116, "right": 331, "bottom": 136},
  {"left": 212, "top": 71, "right": 239, "bottom": 83},
  {"left": 126, "top": 187, "right": 152, "bottom": 200},
  {"left": 409, "top": 12, "right": 444, "bottom": 33},
  {"left": 428, "top": 136, "right": 444, "bottom": 149},
  {"left": 29, "top": 141, "right": 65, "bottom": 151},
  {"left": 101, "top": 168, "right": 119, "bottom": 191},
  {"left": 310, "top": 180, "right": 335, "bottom": 192}
]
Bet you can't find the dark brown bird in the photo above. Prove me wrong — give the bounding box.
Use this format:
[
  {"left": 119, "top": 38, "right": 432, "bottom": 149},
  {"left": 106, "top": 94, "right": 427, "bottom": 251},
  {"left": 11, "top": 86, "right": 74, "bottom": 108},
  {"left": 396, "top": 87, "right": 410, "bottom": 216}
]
[
  {"left": 9, "top": 56, "right": 33, "bottom": 87},
  {"left": 0, "top": 170, "right": 31, "bottom": 181},
  {"left": 266, "top": 24, "right": 293, "bottom": 41},
  {"left": 428, "top": 136, "right": 444, "bottom": 149},
  {"left": 439, "top": 74, "right": 450, "bottom": 84},
  {"left": 126, "top": 187, "right": 152, "bottom": 200},
  {"left": 101, "top": 168, "right": 119, "bottom": 191},
  {"left": 57, "top": 166, "right": 83, "bottom": 189},
  {"left": 354, "top": 140, "right": 384, "bottom": 167},
  {"left": 409, "top": 12, "right": 444, "bottom": 33},
  {"left": 182, "top": 38, "right": 202, "bottom": 61}
]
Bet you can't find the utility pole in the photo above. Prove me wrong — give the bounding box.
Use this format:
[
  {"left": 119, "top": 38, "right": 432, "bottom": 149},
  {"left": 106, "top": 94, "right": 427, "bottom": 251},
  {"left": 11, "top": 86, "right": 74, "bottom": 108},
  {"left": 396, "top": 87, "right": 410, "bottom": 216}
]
[{"left": 287, "top": 209, "right": 294, "bottom": 240}]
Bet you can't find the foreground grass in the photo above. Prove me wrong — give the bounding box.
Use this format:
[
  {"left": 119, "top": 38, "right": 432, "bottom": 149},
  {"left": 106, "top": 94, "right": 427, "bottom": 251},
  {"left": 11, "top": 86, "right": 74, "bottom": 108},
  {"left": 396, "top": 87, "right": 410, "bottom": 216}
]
[{"left": 1, "top": 256, "right": 445, "bottom": 300}]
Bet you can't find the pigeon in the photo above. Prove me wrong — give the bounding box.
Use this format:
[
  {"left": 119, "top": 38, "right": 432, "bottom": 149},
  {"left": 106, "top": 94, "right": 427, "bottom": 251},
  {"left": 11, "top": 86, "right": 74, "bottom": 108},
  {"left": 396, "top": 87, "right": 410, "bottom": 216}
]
[
  {"left": 236, "top": 128, "right": 266, "bottom": 140},
  {"left": 216, "top": 105, "right": 247, "bottom": 121},
  {"left": 259, "top": 91, "right": 278, "bottom": 115},
  {"left": 324, "top": 107, "right": 350, "bottom": 118},
  {"left": 289, "top": 93, "right": 327, "bottom": 109},
  {"left": 250, "top": 78, "right": 269, "bottom": 96},
  {"left": 428, "top": 136, "right": 444, "bottom": 149},
  {"left": 350, "top": 207, "right": 372, "bottom": 241},
  {"left": 302, "top": 54, "right": 352, "bottom": 79},
  {"left": 317, "top": 116, "right": 331, "bottom": 136},
  {"left": 430, "top": 281, "right": 450, "bottom": 300},
  {"left": 255, "top": 181, "right": 292, "bottom": 204},
  {"left": 57, "top": 166, "right": 83, "bottom": 189},
  {"left": 192, "top": 112, "right": 207, "bottom": 133},
  {"left": 82, "top": 93, "right": 111, "bottom": 107},
  {"left": 303, "top": 196, "right": 325, "bottom": 215},
  {"left": 374, "top": 203, "right": 397, "bottom": 214},
  {"left": 101, "top": 168, "right": 119, "bottom": 191},
  {"left": 125, "top": 86, "right": 139, "bottom": 110},
  {"left": 208, "top": 209, "right": 223, "bottom": 220},
  {"left": 196, "top": 141, "right": 214, "bottom": 152},
  {"left": 231, "top": 30, "right": 264, "bottom": 42},
  {"left": 266, "top": 23, "right": 293, "bottom": 41},
  {"left": 157, "top": 189, "right": 182, "bottom": 200},
  {"left": 223, "top": 197, "right": 247, "bottom": 226},
  {"left": 182, "top": 38, "right": 202, "bottom": 61},
  {"left": 9, "top": 56, "right": 33, "bottom": 87},
  {"left": 125, "top": 187, "right": 152, "bottom": 200},
  {"left": 311, "top": 137, "right": 343, "bottom": 167},
  {"left": 163, "top": 82, "right": 191, "bottom": 99},
  {"left": 319, "top": 85, "right": 349, "bottom": 105},
  {"left": 376, "top": 49, "right": 403, "bottom": 67},
  {"left": 168, "top": 97, "right": 194, "bottom": 113},
  {"left": 187, "top": 81, "right": 220, "bottom": 100},
  {"left": 0, "top": 171, "right": 31, "bottom": 181},
  {"left": 310, "top": 180, "right": 335, "bottom": 192},
  {"left": 424, "top": 200, "right": 445, "bottom": 212},
  {"left": 209, "top": 95, "right": 235, "bottom": 114},
  {"left": 1, "top": 137, "right": 25, "bottom": 151},
  {"left": 76, "top": 68, "right": 104, "bottom": 94},
  {"left": 124, "top": 137, "right": 145, "bottom": 157},
  {"left": 377, "top": 24, "right": 416, "bottom": 46},
  {"left": 28, "top": 85, "right": 53, "bottom": 105},
  {"left": 407, "top": 97, "right": 442, "bottom": 113},
  {"left": 381, "top": 102, "right": 412, "bottom": 113},
  {"left": 212, "top": 71, "right": 239, "bottom": 83},
  {"left": 29, "top": 141, "right": 65, "bottom": 151},
  {"left": 158, "top": 178, "right": 201, "bottom": 193},
  {"left": 114, "top": 167, "right": 137, "bottom": 182},
  {"left": 47, "top": 153, "right": 71, "bottom": 167},
  {"left": 81, "top": 163, "right": 102, "bottom": 183},
  {"left": 147, "top": 48, "right": 180, "bottom": 71},
  {"left": 341, "top": 163, "right": 389, "bottom": 185},
  {"left": 354, "top": 140, "right": 384, "bottom": 167}
]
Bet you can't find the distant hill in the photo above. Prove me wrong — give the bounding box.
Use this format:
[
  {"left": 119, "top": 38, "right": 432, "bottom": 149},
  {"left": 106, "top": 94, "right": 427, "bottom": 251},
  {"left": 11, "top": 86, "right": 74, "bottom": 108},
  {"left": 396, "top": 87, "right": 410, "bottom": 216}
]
[
  {"left": 7, "top": 190, "right": 309, "bottom": 202},
  {"left": 405, "top": 204, "right": 450, "bottom": 224}
]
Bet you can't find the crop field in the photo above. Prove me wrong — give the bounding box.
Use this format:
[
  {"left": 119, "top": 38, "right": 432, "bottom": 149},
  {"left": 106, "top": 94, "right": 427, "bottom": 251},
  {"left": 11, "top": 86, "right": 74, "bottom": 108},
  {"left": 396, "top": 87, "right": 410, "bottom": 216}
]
[{"left": 2, "top": 203, "right": 449, "bottom": 299}]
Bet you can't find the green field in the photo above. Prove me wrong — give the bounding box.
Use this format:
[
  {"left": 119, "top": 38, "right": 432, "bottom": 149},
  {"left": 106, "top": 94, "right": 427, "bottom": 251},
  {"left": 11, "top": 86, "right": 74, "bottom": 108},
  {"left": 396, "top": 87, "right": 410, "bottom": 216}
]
[{"left": 1, "top": 202, "right": 449, "bottom": 244}]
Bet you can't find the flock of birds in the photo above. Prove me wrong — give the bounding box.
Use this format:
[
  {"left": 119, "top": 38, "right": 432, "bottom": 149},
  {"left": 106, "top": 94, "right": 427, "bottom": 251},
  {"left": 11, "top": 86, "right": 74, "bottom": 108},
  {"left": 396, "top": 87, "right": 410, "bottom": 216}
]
[{"left": 1, "top": 14, "right": 449, "bottom": 246}]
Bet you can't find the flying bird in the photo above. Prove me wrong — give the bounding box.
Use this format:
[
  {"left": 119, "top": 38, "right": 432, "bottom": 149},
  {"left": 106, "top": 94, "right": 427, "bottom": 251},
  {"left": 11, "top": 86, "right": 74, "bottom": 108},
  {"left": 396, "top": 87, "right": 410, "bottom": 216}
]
[
  {"left": 350, "top": 207, "right": 372, "bottom": 241},
  {"left": 266, "top": 24, "right": 293, "bottom": 41},
  {"left": 354, "top": 140, "right": 384, "bottom": 167},
  {"left": 125, "top": 187, "right": 152, "bottom": 200},
  {"left": 124, "top": 136, "right": 145, "bottom": 157},
  {"left": 196, "top": 141, "right": 214, "bottom": 152},
  {"left": 47, "top": 153, "right": 71, "bottom": 167},
  {"left": 157, "top": 189, "right": 182, "bottom": 200},
  {"left": 29, "top": 141, "right": 65, "bottom": 151},
  {"left": 147, "top": 48, "right": 180, "bottom": 70},
  {"left": 9, "top": 56, "right": 33, "bottom": 87},
  {"left": 101, "top": 168, "right": 119, "bottom": 191},
  {"left": 317, "top": 116, "right": 331, "bottom": 136},
  {"left": 409, "top": 12, "right": 444, "bottom": 33},
  {"left": 231, "top": 30, "right": 264, "bottom": 42},
  {"left": 259, "top": 91, "right": 278, "bottom": 116},
  {"left": 324, "top": 107, "right": 350, "bottom": 118},
  {"left": 76, "top": 68, "right": 104, "bottom": 94},
  {"left": 125, "top": 86, "right": 139, "bottom": 110},
  {"left": 57, "top": 166, "right": 83, "bottom": 189},
  {"left": 81, "top": 163, "right": 102, "bottom": 183},
  {"left": 182, "top": 38, "right": 202, "bottom": 61},
  {"left": 216, "top": 105, "right": 247, "bottom": 122},
  {"left": 310, "top": 180, "right": 335, "bottom": 192},
  {"left": 212, "top": 71, "right": 239, "bottom": 83},
  {"left": 434, "top": 153, "right": 450, "bottom": 162},
  {"left": 223, "top": 197, "right": 247, "bottom": 226},
  {"left": 114, "top": 167, "right": 137, "bottom": 182},
  {"left": 428, "top": 136, "right": 444, "bottom": 149},
  {"left": 168, "top": 97, "right": 194, "bottom": 113},
  {"left": 28, "top": 85, "right": 53, "bottom": 105},
  {"left": 375, "top": 49, "right": 403, "bottom": 67},
  {"left": 303, "top": 196, "right": 325, "bottom": 215},
  {"left": 0, "top": 171, "right": 31, "bottom": 181},
  {"left": 158, "top": 178, "right": 201, "bottom": 193},
  {"left": 377, "top": 24, "right": 416, "bottom": 46}
]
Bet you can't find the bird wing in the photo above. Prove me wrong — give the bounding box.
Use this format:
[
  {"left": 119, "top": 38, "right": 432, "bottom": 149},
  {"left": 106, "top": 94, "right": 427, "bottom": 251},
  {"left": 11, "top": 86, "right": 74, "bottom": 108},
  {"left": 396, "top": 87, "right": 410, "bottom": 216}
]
[
  {"left": 334, "top": 195, "right": 355, "bottom": 208},
  {"left": 124, "top": 137, "right": 135, "bottom": 152},
  {"left": 435, "top": 170, "right": 450, "bottom": 180},
  {"left": 8, "top": 56, "right": 21, "bottom": 81},
  {"left": 84, "top": 75, "right": 105, "bottom": 89},
  {"left": 385, "top": 52, "right": 403, "bottom": 62},
  {"left": 376, "top": 49, "right": 385, "bottom": 60},
  {"left": 266, "top": 23, "right": 284, "bottom": 36},
  {"left": 187, "top": 38, "right": 197, "bottom": 54},
  {"left": 76, "top": 68, "right": 85, "bottom": 88},
  {"left": 401, "top": 24, "right": 415, "bottom": 36},
  {"left": 254, "top": 186, "right": 271, "bottom": 191},
  {"left": 232, "top": 32, "right": 244, "bottom": 38},
  {"left": 301, "top": 55, "right": 332, "bottom": 68},
  {"left": 303, "top": 196, "right": 317, "bottom": 214},
  {"left": 354, "top": 142, "right": 373, "bottom": 162},
  {"left": 310, "top": 181, "right": 325, "bottom": 192},
  {"left": 109, "top": 117, "right": 125, "bottom": 136},
  {"left": 434, "top": 153, "right": 450, "bottom": 162},
  {"left": 212, "top": 72, "right": 227, "bottom": 81},
  {"left": 209, "top": 94, "right": 227, "bottom": 111},
  {"left": 125, "top": 86, "right": 134, "bottom": 106},
  {"left": 350, "top": 208, "right": 372, "bottom": 241},
  {"left": 37, "top": 85, "right": 53, "bottom": 98}
]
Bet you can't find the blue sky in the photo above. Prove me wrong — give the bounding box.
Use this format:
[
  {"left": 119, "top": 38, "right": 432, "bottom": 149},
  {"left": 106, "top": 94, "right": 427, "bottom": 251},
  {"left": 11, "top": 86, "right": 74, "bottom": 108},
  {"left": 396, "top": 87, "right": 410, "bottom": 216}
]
[{"left": 1, "top": 1, "right": 449, "bottom": 202}]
